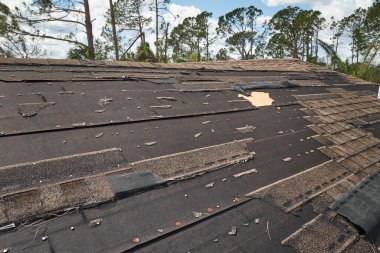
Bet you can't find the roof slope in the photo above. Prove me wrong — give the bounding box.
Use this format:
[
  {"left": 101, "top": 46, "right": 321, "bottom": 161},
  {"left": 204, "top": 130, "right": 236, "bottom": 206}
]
[{"left": 0, "top": 58, "right": 379, "bottom": 253}]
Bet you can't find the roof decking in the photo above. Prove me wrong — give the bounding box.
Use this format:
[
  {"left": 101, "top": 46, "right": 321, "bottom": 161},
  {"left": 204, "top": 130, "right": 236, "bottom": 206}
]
[{"left": 0, "top": 58, "right": 379, "bottom": 253}]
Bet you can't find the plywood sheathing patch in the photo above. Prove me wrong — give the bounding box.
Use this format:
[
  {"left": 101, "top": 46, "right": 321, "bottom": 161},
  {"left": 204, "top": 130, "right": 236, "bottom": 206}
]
[
  {"left": 246, "top": 161, "right": 352, "bottom": 213},
  {"left": 282, "top": 214, "right": 359, "bottom": 253},
  {"left": 238, "top": 92, "right": 274, "bottom": 107}
]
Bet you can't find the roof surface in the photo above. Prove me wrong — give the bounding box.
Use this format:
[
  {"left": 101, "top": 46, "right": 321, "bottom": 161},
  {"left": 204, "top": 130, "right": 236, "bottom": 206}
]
[{"left": 0, "top": 58, "right": 379, "bottom": 253}]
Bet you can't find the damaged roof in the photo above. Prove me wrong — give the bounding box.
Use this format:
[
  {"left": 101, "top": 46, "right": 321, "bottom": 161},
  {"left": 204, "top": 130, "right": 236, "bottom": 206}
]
[{"left": 0, "top": 58, "right": 379, "bottom": 253}]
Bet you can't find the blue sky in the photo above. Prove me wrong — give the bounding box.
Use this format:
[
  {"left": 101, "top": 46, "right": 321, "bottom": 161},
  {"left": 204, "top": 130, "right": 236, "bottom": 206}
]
[{"left": 171, "top": 0, "right": 311, "bottom": 18}]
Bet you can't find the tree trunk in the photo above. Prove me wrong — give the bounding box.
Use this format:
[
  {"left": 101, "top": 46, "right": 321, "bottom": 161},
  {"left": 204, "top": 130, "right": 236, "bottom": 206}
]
[
  {"left": 83, "top": 0, "right": 95, "bottom": 60},
  {"left": 206, "top": 28, "right": 209, "bottom": 61},
  {"left": 351, "top": 37, "right": 354, "bottom": 64},
  {"left": 140, "top": 27, "right": 145, "bottom": 44},
  {"left": 108, "top": 0, "right": 119, "bottom": 60},
  {"left": 356, "top": 50, "right": 359, "bottom": 64},
  {"left": 292, "top": 35, "right": 298, "bottom": 59},
  {"left": 164, "top": 23, "right": 169, "bottom": 63},
  {"left": 155, "top": 0, "right": 159, "bottom": 62},
  {"left": 241, "top": 40, "right": 245, "bottom": 60},
  {"left": 315, "top": 30, "right": 319, "bottom": 59}
]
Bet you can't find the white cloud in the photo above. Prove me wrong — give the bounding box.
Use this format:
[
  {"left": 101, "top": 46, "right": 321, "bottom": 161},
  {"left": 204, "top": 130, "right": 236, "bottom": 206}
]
[
  {"left": 3, "top": 0, "right": 377, "bottom": 62},
  {"left": 261, "top": 0, "right": 373, "bottom": 20},
  {"left": 4, "top": 1, "right": 206, "bottom": 59},
  {"left": 261, "top": 0, "right": 375, "bottom": 62}
]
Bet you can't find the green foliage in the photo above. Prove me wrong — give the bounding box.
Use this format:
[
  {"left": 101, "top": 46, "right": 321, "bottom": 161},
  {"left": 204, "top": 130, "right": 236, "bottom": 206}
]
[
  {"left": 217, "top": 6, "right": 264, "bottom": 60},
  {"left": 215, "top": 48, "right": 231, "bottom": 60},
  {"left": 67, "top": 45, "right": 89, "bottom": 59},
  {"left": 112, "top": 0, "right": 152, "bottom": 36},
  {"left": 135, "top": 42, "right": 156, "bottom": 62},
  {"left": 169, "top": 11, "right": 213, "bottom": 62},
  {"left": 340, "top": 7, "right": 368, "bottom": 63},
  {"left": 0, "top": 3, "right": 19, "bottom": 35},
  {"left": 268, "top": 6, "right": 325, "bottom": 60},
  {"left": 266, "top": 33, "right": 289, "bottom": 58}
]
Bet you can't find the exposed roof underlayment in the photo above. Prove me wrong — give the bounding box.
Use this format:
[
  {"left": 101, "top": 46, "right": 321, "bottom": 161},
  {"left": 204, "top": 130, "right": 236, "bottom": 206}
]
[{"left": 0, "top": 58, "right": 379, "bottom": 253}]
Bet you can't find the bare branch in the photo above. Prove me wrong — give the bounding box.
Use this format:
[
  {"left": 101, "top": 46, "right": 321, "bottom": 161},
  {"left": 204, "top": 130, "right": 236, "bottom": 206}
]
[{"left": 14, "top": 30, "right": 87, "bottom": 47}]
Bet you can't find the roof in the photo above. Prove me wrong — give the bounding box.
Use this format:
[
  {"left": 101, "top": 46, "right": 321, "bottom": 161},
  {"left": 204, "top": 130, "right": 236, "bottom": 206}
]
[{"left": 0, "top": 58, "right": 379, "bottom": 253}]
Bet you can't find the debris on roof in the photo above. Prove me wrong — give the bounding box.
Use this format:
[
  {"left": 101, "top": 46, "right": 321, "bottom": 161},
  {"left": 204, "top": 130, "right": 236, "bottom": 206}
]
[{"left": 0, "top": 58, "right": 379, "bottom": 253}]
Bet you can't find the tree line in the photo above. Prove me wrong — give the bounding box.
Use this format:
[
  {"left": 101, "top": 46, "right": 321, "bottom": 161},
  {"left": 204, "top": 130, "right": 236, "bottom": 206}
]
[{"left": 0, "top": 0, "right": 379, "bottom": 82}]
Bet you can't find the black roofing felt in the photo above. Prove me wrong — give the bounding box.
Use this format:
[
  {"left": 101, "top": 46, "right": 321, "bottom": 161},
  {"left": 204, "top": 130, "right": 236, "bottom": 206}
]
[
  {"left": 0, "top": 60, "right": 379, "bottom": 252},
  {"left": 331, "top": 169, "right": 380, "bottom": 234}
]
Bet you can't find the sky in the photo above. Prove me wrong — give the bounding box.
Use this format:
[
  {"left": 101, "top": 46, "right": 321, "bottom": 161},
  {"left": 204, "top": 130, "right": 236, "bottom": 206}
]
[{"left": 1, "top": 0, "right": 375, "bottom": 60}]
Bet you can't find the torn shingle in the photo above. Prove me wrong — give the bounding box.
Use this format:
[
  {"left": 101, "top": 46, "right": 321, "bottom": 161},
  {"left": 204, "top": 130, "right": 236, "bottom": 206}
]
[
  {"left": 18, "top": 102, "right": 55, "bottom": 117},
  {"left": 247, "top": 161, "right": 352, "bottom": 213},
  {"left": 282, "top": 214, "right": 358, "bottom": 253}
]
